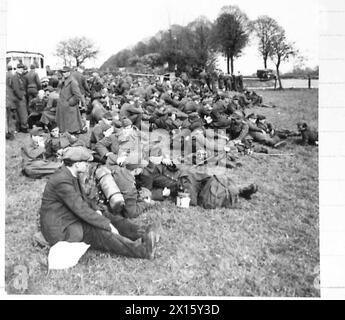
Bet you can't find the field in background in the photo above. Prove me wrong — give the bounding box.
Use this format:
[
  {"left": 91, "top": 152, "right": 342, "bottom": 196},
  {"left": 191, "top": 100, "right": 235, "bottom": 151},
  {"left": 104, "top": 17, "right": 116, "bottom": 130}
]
[
  {"left": 244, "top": 78, "right": 319, "bottom": 89},
  {"left": 5, "top": 89, "right": 319, "bottom": 296}
]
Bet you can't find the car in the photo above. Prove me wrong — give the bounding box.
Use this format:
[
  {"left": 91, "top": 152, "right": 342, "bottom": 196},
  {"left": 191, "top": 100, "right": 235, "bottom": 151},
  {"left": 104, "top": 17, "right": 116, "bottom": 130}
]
[{"left": 257, "top": 69, "right": 276, "bottom": 81}]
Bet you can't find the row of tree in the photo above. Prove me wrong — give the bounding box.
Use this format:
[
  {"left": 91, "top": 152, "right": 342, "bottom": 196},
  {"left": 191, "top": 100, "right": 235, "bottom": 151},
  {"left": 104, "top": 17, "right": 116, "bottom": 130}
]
[
  {"left": 100, "top": 6, "right": 297, "bottom": 88},
  {"left": 55, "top": 6, "right": 298, "bottom": 88}
]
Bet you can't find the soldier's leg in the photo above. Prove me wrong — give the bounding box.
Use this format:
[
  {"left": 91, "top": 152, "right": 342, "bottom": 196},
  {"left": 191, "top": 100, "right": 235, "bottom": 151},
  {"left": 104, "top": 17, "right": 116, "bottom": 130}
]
[
  {"left": 250, "top": 132, "right": 275, "bottom": 147},
  {"left": 131, "top": 114, "right": 143, "bottom": 129},
  {"left": 102, "top": 210, "right": 146, "bottom": 241},
  {"left": 153, "top": 176, "right": 178, "bottom": 196},
  {"left": 27, "top": 89, "right": 37, "bottom": 106},
  {"left": 82, "top": 223, "right": 149, "bottom": 259},
  {"left": 16, "top": 98, "right": 29, "bottom": 130}
]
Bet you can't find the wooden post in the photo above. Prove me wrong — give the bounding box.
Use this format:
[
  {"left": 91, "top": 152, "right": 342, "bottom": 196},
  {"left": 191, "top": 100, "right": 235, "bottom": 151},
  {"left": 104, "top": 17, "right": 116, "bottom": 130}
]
[{"left": 308, "top": 75, "right": 311, "bottom": 89}]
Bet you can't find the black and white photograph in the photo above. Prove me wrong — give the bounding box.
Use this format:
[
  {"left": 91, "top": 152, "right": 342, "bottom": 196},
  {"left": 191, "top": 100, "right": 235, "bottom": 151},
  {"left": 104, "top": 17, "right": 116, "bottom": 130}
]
[{"left": 2, "top": 0, "right": 326, "bottom": 298}]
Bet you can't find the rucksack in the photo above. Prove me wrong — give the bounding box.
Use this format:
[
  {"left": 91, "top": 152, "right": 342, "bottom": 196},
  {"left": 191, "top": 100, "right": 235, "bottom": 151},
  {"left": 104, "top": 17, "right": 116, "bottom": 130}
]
[
  {"left": 198, "top": 175, "right": 239, "bottom": 209},
  {"left": 178, "top": 169, "right": 211, "bottom": 206}
]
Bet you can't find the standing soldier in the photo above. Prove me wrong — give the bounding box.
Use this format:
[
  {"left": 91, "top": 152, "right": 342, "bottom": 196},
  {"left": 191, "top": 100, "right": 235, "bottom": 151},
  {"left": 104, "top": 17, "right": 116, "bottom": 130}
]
[
  {"left": 11, "top": 63, "right": 29, "bottom": 133},
  {"left": 6, "top": 65, "right": 16, "bottom": 139},
  {"left": 72, "top": 66, "right": 90, "bottom": 106},
  {"left": 218, "top": 71, "right": 225, "bottom": 91},
  {"left": 56, "top": 66, "right": 86, "bottom": 134},
  {"left": 25, "top": 64, "right": 42, "bottom": 105}
]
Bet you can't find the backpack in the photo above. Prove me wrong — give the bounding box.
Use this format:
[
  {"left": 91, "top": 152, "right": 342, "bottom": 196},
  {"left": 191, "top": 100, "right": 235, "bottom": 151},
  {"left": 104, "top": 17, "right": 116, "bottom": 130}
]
[
  {"left": 178, "top": 169, "right": 211, "bottom": 206},
  {"left": 198, "top": 175, "right": 239, "bottom": 209}
]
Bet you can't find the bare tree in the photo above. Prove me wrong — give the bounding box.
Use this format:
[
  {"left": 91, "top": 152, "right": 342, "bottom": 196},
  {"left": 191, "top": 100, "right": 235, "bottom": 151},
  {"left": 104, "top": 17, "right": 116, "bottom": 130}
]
[
  {"left": 55, "top": 37, "right": 99, "bottom": 67},
  {"left": 269, "top": 28, "right": 297, "bottom": 89},
  {"left": 55, "top": 40, "right": 72, "bottom": 66},
  {"left": 252, "top": 15, "right": 280, "bottom": 69}
]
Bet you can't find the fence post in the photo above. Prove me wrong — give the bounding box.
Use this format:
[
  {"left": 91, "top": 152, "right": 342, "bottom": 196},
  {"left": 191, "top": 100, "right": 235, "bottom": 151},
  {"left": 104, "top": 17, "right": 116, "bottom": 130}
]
[{"left": 308, "top": 75, "right": 311, "bottom": 89}]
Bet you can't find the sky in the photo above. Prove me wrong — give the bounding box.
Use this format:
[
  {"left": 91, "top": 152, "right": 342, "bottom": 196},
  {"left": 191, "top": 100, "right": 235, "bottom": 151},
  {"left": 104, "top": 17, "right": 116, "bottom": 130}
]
[{"left": 6, "top": 0, "right": 319, "bottom": 74}]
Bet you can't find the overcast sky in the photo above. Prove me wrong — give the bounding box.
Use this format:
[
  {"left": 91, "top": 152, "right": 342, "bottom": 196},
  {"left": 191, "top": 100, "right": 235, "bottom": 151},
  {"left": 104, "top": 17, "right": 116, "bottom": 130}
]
[{"left": 6, "top": 0, "right": 319, "bottom": 74}]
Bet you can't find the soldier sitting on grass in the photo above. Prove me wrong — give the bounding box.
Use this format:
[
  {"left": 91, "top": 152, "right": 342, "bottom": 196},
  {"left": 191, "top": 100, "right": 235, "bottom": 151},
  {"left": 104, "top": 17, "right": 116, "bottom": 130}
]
[{"left": 39, "top": 146, "right": 159, "bottom": 259}]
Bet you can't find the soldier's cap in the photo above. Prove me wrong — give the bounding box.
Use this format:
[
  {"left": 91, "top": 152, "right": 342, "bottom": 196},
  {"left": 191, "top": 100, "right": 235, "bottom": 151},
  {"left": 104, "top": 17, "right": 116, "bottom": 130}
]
[
  {"left": 62, "top": 146, "right": 94, "bottom": 162},
  {"left": 247, "top": 113, "right": 257, "bottom": 120},
  {"left": 16, "top": 63, "right": 25, "bottom": 69},
  {"left": 44, "top": 86, "right": 55, "bottom": 92},
  {"left": 188, "top": 112, "right": 199, "bottom": 119},
  {"left": 126, "top": 160, "right": 149, "bottom": 171},
  {"left": 103, "top": 111, "right": 114, "bottom": 120},
  {"left": 121, "top": 117, "right": 133, "bottom": 127},
  {"left": 30, "top": 127, "right": 45, "bottom": 137},
  {"left": 256, "top": 114, "right": 266, "bottom": 121},
  {"left": 41, "top": 77, "right": 49, "bottom": 83},
  {"left": 59, "top": 66, "right": 72, "bottom": 73},
  {"left": 30, "top": 64, "right": 36, "bottom": 69},
  {"left": 231, "top": 110, "right": 244, "bottom": 119},
  {"left": 50, "top": 123, "right": 58, "bottom": 131}
]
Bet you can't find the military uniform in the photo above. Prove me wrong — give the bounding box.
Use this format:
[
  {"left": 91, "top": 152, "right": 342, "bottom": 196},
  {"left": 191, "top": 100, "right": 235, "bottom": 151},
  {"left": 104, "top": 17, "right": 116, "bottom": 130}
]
[
  {"left": 28, "top": 96, "right": 48, "bottom": 128},
  {"left": 11, "top": 71, "right": 29, "bottom": 131},
  {"left": 40, "top": 165, "right": 153, "bottom": 259},
  {"left": 24, "top": 69, "right": 41, "bottom": 104},
  {"left": 136, "top": 162, "right": 180, "bottom": 201},
  {"left": 110, "top": 165, "right": 151, "bottom": 218},
  {"left": 120, "top": 103, "right": 143, "bottom": 129},
  {"left": 55, "top": 75, "right": 84, "bottom": 133}
]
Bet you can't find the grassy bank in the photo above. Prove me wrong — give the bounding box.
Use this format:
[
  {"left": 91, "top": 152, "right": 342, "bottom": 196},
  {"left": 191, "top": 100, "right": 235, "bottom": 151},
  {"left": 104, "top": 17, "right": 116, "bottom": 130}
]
[{"left": 5, "top": 89, "right": 319, "bottom": 296}]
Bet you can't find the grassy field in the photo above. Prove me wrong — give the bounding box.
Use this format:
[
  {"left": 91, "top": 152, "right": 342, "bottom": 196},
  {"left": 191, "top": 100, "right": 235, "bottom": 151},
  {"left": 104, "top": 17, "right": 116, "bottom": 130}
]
[{"left": 5, "top": 89, "right": 319, "bottom": 297}]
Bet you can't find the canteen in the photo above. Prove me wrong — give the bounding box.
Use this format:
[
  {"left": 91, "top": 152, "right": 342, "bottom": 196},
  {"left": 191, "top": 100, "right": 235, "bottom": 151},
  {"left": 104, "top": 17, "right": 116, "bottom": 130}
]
[{"left": 176, "top": 192, "right": 191, "bottom": 208}]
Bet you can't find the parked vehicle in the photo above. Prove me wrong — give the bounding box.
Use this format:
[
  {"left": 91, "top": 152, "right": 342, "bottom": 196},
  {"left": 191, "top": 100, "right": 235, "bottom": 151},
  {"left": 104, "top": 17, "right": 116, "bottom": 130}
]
[
  {"left": 257, "top": 69, "right": 276, "bottom": 81},
  {"left": 6, "top": 51, "right": 47, "bottom": 78}
]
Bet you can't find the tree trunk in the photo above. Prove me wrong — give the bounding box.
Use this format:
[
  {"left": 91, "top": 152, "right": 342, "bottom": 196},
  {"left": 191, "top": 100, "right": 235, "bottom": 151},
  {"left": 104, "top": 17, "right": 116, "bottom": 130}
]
[
  {"left": 264, "top": 56, "right": 267, "bottom": 69},
  {"left": 276, "top": 60, "right": 283, "bottom": 89},
  {"left": 230, "top": 56, "right": 234, "bottom": 75},
  {"left": 226, "top": 54, "right": 230, "bottom": 74}
]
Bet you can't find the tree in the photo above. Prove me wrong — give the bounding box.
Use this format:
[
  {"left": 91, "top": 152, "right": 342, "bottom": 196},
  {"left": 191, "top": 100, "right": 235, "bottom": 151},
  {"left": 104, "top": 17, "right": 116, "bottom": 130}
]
[
  {"left": 133, "top": 41, "right": 148, "bottom": 57},
  {"left": 211, "top": 6, "right": 251, "bottom": 74},
  {"left": 252, "top": 15, "right": 280, "bottom": 69},
  {"left": 55, "top": 40, "right": 72, "bottom": 66},
  {"left": 55, "top": 37, "right": 99, "bottom": 67},
  {"left": 269, "top": 28, "right": 297, "bottom": 89},
  {"left": 187, "top": 16, "right": 214, "bottom": 70}
]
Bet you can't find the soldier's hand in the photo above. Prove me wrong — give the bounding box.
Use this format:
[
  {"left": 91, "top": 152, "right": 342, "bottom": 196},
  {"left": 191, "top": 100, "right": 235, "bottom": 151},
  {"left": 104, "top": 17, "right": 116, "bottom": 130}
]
[
  {"left": 144, "top": 197, "right": 152, "bottom": 204},
  {"left": 110, "top": 224, "right": 119, "bottom": 235},
  {"left": 116, "top": 155, "right": 127, "bottom": 166},
  {"left": 162, "top": 158, "right": 172, "bottom": 166},
  {"left": 103, "top": 127, "right": 113, "bottom": 138},
  {"left": 233, "top": 139, "right": 241, "bottom": 145},
  {"left": 162, "top": 187, "right": 171, "bottom": 197}
]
